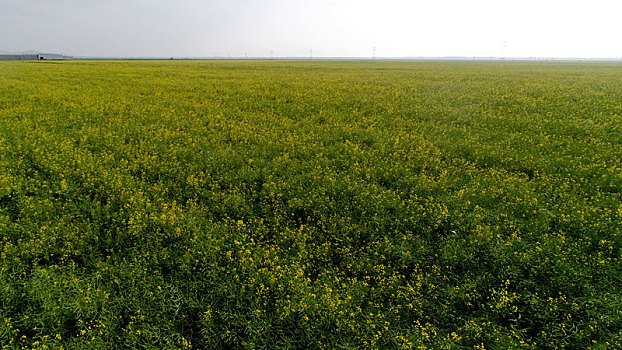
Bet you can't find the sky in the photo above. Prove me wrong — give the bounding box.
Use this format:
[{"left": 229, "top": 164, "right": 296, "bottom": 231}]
[{"left": 1, "top": 0, "right": 621, "bottom": 58}]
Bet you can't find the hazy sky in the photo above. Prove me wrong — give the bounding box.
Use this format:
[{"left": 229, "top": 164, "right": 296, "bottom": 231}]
[{"left": 1, "top": 0, "right": 621, "bottom": 58}]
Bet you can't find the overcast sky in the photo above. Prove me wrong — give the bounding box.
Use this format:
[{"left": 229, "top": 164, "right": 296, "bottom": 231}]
[{"left": 1, "top": 0, "right": 621, "bottom": 58}]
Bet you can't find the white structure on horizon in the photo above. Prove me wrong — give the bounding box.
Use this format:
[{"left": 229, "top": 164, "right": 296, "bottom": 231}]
[{"left": 0, "top": 53, "right": 72, "bottom": 61}]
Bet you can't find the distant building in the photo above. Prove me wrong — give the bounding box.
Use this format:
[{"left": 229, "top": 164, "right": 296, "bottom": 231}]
[
  {"left": 0, "top": 54, "right": 39, "bottom": 61},
  {"left": 37, "top": 53, "right": 71, "bottom": 60},
  {"left": 0, "top": 53, "right": 72, "bottom": 61}
]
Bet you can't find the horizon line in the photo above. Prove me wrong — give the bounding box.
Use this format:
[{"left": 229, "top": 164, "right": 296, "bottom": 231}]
[{"left": 72, "top": 56, "right": 622, "bottom": 61}]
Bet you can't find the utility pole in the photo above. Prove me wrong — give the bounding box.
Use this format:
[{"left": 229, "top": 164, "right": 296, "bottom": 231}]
[
  {"left": 502, "top": 41, "right": 507, "bottom": 60},
  {"left": 372, "top": 46, "right": 376, "bottom": 59},
  {"left": 310, "top": 48, "right": 312, "bottom": 59}
]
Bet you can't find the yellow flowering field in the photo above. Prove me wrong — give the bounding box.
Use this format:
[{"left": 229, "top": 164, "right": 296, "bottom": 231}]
[{"left": 0, "top": 60, "right": 620, "bottom": 349}]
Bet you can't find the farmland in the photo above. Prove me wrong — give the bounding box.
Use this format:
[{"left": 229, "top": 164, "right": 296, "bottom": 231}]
[{"left": 0, "top": 60, "right": 621, "bottom": 349}]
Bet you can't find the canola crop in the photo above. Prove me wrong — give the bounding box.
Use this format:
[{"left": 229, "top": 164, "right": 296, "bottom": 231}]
[{"left": 0, "top": 60, "right": 621, "bottom": 349}]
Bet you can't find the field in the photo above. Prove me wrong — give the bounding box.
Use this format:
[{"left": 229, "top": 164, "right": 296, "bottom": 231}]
[{"left": 0, "top": 60, "right": 620, "bottom": 349}]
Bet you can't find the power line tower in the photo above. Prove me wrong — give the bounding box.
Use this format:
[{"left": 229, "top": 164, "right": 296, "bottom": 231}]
[{"left": 373, "top": 46, "right": 376, "bottom": 59}]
